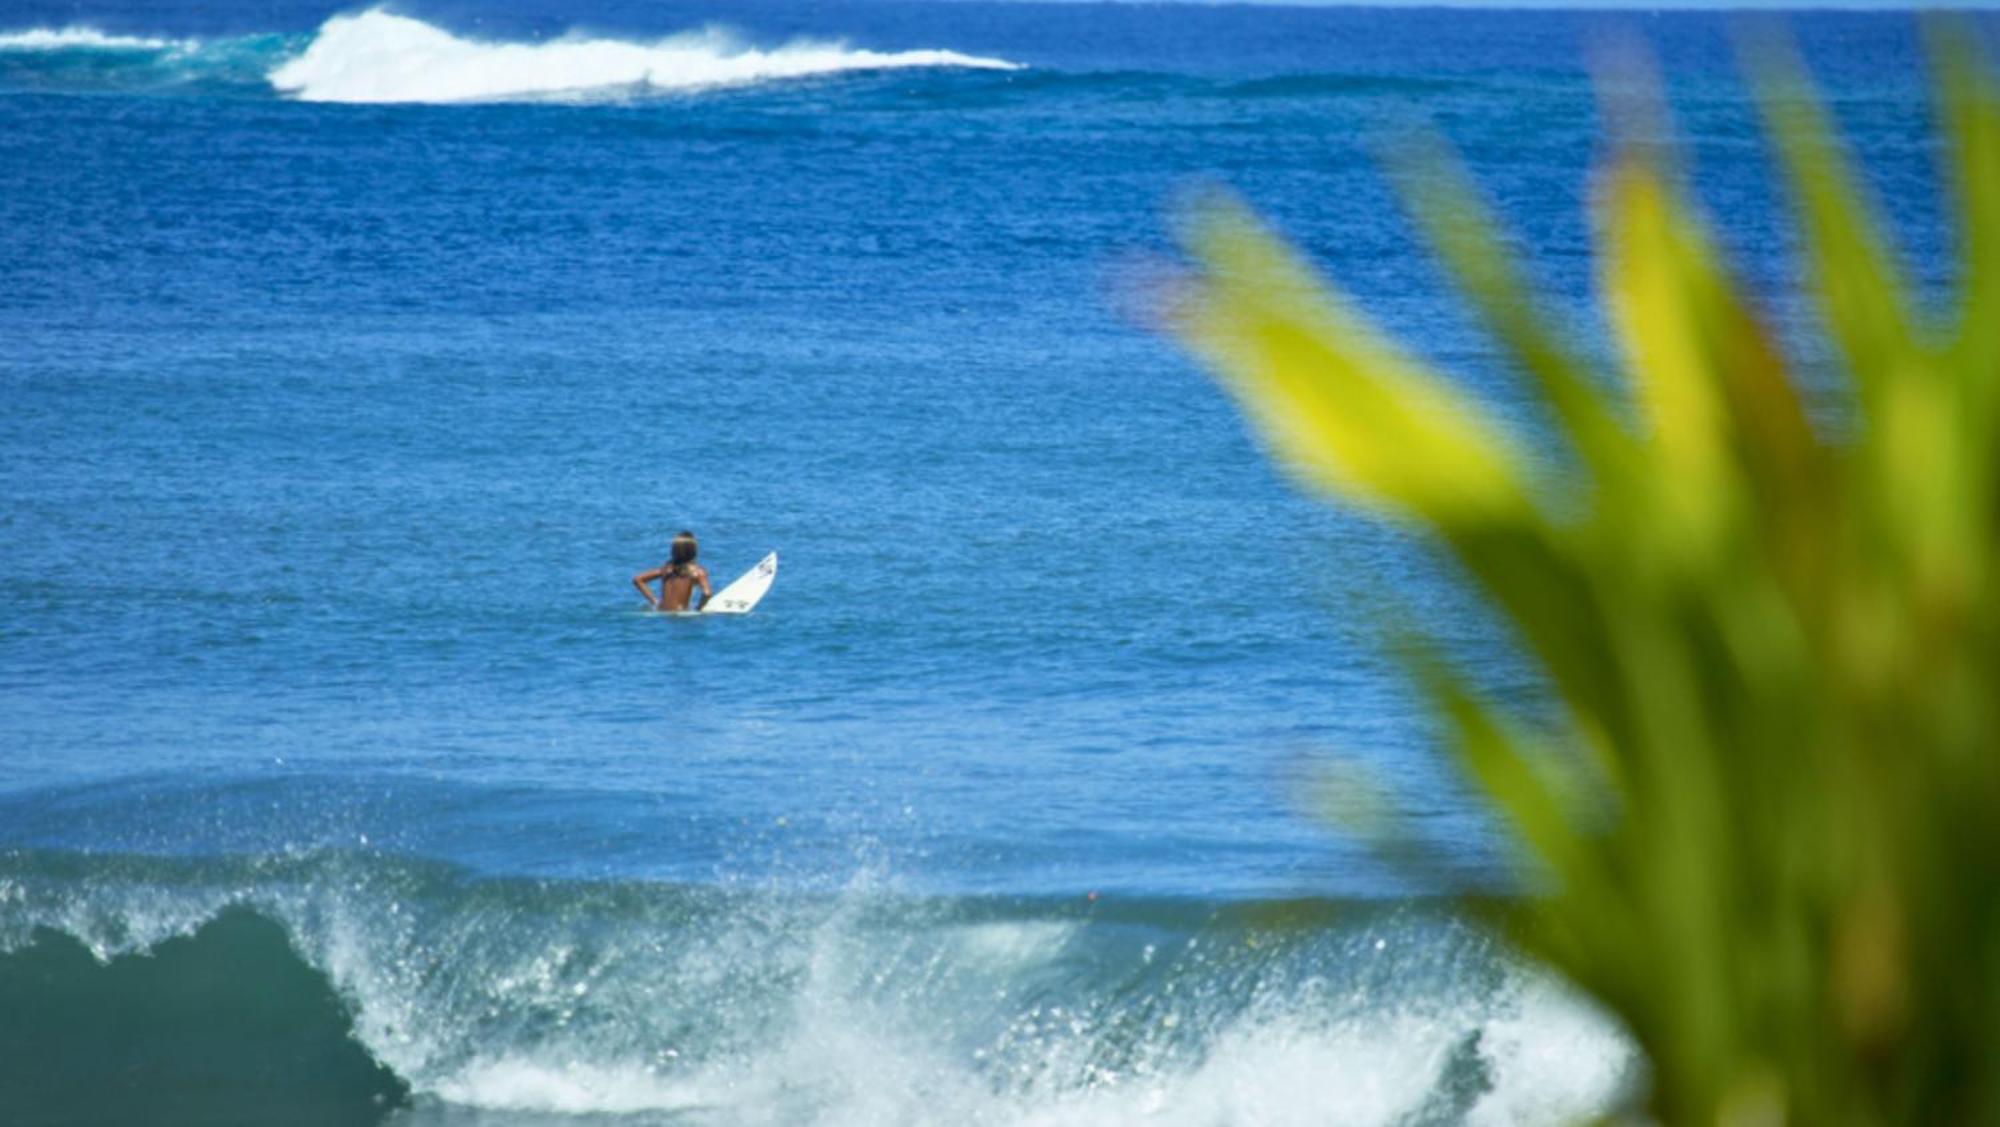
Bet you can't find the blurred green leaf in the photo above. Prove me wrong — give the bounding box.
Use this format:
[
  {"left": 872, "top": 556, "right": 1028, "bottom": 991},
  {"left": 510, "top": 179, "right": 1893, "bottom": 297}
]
[{"left": 1163, "top": 24, "right": 2000, "bottom": 1125}]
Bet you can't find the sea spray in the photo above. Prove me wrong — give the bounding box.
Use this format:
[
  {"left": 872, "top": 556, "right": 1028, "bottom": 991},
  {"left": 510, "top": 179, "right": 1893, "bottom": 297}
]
[{"left": 0, "top": 849, "right": 1635, "bottom": 1123}]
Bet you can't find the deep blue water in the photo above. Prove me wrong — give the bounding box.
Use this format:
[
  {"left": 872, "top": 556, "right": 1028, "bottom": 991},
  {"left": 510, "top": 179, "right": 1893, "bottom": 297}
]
[{"left": 0, "top": 3, "right": 1977, "bottom": 1122}]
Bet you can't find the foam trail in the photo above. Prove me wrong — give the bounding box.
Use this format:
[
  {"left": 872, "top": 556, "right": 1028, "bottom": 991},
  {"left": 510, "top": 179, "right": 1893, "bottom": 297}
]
[
  {"left": 267, "top": 9, "right": 1020, "bottom": 105},
  {"left": 0, "top": 26, "right": 192, "bottom": 51}
]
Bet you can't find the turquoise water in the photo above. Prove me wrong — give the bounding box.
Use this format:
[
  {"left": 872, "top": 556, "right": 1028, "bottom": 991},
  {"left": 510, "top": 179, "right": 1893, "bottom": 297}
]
[{"left": 0, "top": 4, "right": 1971, "bottom": 1121}]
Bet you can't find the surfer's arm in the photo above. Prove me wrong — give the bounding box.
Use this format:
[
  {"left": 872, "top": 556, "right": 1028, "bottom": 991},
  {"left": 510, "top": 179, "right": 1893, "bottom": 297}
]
[
  {"left": 694, "top": 566, "right": 712, "bottom": 611},
  {"left": 631, "top": 567, "right": 663, "bottom": 610}
]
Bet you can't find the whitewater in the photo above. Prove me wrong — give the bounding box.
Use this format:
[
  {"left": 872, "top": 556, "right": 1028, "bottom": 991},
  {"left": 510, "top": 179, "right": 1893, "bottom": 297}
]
[
  {"left": 0, "top": 848, "right": 1633, "bottom": 1125},
  {"left": 0, "top": 8, "right": 1019, "bottom": 104}
]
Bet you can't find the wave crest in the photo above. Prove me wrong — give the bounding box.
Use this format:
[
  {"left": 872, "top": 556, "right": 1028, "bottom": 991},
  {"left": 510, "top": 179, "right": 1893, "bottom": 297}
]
[
  {"left": 266, "top": 9, "right": 1021, "bottom": 105},
  {"left": 0, "top": 849, "right": 1636, "bottom": 1124}
]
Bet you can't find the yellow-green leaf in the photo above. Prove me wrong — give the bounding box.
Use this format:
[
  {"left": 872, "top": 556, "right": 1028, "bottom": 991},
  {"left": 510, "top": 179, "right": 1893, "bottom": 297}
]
[{"left": 1172, "top": 192, "right": 1532, "bottom": 527}]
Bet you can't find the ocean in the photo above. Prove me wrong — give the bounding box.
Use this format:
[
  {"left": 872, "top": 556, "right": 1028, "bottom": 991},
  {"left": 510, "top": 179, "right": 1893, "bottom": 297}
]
[{"left": 0, "top": 3, "right": 1972, "bottom": 1122}]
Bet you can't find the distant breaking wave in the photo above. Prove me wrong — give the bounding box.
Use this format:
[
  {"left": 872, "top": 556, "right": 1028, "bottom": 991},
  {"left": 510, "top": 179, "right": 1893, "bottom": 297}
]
[
  {"left": 0, "top": 25, "right": 193, "bottom": 51},
  {"left": 269, "top": 9, "right": 1020, "bottom": 104},
  {"left": 0, "top": 9, "right": 1020, "bottom": 104}
]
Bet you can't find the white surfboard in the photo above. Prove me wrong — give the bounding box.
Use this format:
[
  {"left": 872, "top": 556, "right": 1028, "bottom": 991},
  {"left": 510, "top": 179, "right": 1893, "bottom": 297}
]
[{"left": 703, "top": 551, "right": 777, "bottom": 615}]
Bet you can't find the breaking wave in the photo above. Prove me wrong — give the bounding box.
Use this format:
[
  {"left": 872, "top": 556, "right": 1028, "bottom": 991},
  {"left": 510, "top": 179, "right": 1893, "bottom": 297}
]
[
  {"left": 268, "top": 10, "right": 1020, "bottom": 104},
  {"left": 0, "top": 848, "right": 1637, "bottom": 1124},
  {"left": 0, "top": 9, "right": 1019, "bottom": 104}
]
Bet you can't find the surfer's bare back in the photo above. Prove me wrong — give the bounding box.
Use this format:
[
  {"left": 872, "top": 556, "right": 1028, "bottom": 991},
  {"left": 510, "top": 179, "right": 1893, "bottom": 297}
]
[{"left": 634, "top": 530, "right": 711, "bottom": 612}]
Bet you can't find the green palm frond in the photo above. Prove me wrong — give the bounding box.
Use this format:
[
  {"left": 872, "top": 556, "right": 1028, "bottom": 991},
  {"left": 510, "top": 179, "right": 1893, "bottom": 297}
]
[{"left": 1165, "top": 26, "right": 2000, "bottom": 1125}]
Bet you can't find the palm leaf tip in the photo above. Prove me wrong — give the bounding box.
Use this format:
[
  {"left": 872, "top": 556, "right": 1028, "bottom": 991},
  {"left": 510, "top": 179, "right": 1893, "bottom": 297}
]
[{"left": 1169, "top": 190, "right": 1533, "bottom": 527}]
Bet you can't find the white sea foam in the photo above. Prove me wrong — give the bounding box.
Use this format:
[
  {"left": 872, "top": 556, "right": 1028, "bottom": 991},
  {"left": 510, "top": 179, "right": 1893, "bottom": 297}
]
[
  {"left": 424, "top": 988, "right": 1632, "bottom": 1126},
  {"left": 1465, "top": 975, "right": 1639, "bottom": 1126},
  {"left": 399, "top": 904, "right": 1635, "bottom": 1125},
  {"left": 0, "top": 26, "right": 192, "bottom": 51},
  {"left": 433, "top": 1058, "right": 708, "bottom": 1116},
  {"left": 266, "top": 9, "right": 1020, "bottom": 105}
]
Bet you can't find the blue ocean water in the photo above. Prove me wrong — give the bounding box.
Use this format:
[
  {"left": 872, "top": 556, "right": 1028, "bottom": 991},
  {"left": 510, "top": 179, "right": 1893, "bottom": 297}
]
[{"left": 0, "top": 3, "right": 1975, "bottom": 1122}]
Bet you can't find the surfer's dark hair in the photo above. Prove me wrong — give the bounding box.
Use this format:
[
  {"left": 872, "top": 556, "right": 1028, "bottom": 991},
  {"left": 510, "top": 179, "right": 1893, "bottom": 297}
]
[{"left": 667, "top": 531, "right": 698, "bottom": 575}]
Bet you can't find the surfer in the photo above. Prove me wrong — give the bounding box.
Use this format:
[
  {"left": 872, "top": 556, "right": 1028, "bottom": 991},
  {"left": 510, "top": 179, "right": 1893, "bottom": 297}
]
[{"left": 633, "top": 530, "right": 712, "bottom": 612}]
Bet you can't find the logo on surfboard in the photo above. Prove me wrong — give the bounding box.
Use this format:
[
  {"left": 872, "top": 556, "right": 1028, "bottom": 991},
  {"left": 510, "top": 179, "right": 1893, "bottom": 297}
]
[{"left": 704, "top": 551, "right": 778, "bottom": 615}]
